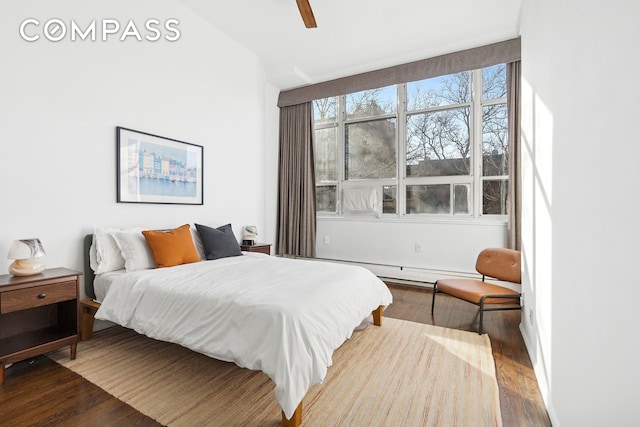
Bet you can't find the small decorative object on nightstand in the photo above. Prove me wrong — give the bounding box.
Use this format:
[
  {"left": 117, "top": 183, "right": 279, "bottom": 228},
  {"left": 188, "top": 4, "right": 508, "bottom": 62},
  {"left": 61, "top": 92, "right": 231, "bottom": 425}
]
[
  {"left": 6, "top": 238, "right": 46, "bottom": 276},
  {"left": 240, "top": 243, "right": 272, "bottom": 255},
  {"left": 242, "top": 225, "right": 258, "bottom": 246},
  {"left": 0, "top": 268, "right": 81, "bottom": 385}
]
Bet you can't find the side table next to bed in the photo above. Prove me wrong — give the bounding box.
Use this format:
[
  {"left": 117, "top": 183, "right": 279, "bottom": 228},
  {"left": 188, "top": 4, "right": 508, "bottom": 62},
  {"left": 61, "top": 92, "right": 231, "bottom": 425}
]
[
  {"left": 0, "top": 268, "right": 81, "bottom": 385},
  {"left": 240, "top": 243, "right": 272, "bottom": 255}
]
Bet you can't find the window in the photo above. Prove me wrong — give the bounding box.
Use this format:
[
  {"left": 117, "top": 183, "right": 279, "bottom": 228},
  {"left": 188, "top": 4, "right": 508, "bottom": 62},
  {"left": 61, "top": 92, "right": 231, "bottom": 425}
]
[
  {"left": 481, "top": 65, "right": 509, "bottom": 215},
  {"left": 314, "top": 96, "right": 338, "bottom": 212},
  {"left": 406, "top": 71, "right": 471, "bottom": 179},
  {"left": 313, "top": 64, "right": 508, "bottom": 218}
]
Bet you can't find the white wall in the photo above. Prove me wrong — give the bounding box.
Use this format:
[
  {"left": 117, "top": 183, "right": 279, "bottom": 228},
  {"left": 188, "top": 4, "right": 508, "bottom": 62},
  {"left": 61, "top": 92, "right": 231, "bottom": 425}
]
[
  {"left": 317, "top": 218, "right": 507, "bottom": 283},
  {"left": 0, "top": 1, "right": 277, "bottom": 296},
  {"left": 263, "top": 82, "right": 281, "bottom": 243},
  {"left": 520, "top": 1, "right": 640, "bottom": 425}
]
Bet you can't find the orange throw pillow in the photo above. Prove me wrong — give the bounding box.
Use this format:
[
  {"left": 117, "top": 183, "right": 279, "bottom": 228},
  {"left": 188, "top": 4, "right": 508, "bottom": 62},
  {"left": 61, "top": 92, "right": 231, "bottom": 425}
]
[{"left": 142, "top": 224, "right": 200, "bottom": 268}]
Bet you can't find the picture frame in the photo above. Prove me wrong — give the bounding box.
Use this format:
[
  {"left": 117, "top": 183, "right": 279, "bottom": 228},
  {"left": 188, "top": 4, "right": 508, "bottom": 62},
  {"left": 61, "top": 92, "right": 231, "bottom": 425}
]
[{"left": 116, "top": 126, "right": 203, "bottom": 205}]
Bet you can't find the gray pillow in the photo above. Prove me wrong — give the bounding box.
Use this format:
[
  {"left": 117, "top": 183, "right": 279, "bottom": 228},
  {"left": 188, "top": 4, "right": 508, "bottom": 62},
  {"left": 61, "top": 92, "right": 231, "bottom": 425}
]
[{"left": 195, "top": 223, "right": 242, "bottom": 260}]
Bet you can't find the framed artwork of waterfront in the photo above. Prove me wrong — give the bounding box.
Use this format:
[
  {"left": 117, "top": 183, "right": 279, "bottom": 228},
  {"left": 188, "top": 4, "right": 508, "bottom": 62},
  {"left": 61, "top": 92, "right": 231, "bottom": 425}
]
[{"left": 116, "top": 127, "right": 203, "bottom": 205}]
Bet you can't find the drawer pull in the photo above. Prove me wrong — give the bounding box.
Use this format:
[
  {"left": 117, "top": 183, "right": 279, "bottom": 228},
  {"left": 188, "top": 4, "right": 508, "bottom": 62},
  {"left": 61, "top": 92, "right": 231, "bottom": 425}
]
[{"left": 37, "top": 293, "right": 47, "bottom": 299}]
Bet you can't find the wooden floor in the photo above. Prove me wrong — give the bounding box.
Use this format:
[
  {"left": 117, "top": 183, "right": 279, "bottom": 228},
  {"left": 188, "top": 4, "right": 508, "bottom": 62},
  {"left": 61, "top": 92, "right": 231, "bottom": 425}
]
[{"left": 0, "top": 284, "right": 550, "bottom": 426}]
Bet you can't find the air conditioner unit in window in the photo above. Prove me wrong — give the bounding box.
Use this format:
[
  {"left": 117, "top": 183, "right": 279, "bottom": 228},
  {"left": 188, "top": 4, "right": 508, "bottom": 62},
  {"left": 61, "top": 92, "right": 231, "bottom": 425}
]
[{"left": 342, "top": 187, "right": 380, "bottom": 217}]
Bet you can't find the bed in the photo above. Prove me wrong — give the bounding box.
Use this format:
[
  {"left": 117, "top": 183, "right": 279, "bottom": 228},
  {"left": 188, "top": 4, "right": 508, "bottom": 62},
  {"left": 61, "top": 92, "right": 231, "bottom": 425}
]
[{"left": 82, "top": 231, "right": 393, "bottom": 426}]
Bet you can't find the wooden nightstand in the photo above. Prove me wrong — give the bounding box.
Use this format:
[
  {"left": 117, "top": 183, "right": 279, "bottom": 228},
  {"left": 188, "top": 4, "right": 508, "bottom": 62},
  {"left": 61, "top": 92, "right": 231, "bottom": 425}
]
[
  {"left": 240, "top": 243, "right": 272, "bottom": 255},
  {"left": 0, "top": 268, "right": 81, "bottom": 385}
]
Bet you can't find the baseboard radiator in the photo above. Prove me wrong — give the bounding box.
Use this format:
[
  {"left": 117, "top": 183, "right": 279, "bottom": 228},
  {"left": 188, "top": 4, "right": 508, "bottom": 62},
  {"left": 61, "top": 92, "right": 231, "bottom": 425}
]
[{"left": 310, "top": 258, "right": 480, "bottom": 288}]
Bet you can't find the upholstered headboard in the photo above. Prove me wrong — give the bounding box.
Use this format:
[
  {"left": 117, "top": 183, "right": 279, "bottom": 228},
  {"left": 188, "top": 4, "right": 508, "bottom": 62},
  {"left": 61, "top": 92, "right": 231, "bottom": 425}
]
[{"left": 83, "top": 234, "right": 96, "bottom": 299}]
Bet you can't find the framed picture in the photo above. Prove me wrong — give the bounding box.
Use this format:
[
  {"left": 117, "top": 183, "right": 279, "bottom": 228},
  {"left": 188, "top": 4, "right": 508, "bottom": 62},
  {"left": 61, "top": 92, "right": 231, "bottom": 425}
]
[{"left": 116, "top": 126, "right": 203, "bottom": 205}]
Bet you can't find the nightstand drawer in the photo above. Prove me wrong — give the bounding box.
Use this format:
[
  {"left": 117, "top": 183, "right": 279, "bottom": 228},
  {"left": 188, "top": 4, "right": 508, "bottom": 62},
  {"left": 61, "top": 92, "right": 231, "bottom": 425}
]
[
  {"left": 1, "top": 281, "right": 76, "bottom": 314},
  {"left": 240, "top": 243, "right": 272, "bottom": 255}
]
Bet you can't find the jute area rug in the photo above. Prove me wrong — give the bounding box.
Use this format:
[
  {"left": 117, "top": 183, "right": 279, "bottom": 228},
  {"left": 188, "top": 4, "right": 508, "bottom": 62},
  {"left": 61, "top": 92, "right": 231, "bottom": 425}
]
[{"left": 49, "top": 318, "right": 502, "bottom": 426}]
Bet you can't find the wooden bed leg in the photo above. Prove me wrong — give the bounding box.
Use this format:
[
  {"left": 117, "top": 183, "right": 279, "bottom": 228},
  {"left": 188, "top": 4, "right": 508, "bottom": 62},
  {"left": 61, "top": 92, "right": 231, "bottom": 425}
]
[
  {"left": 80, "top": 299, "right": 101, "bottom": 341},
  {"left": 281, "top": 401, "right": 302, "bottom": 427},
  {"left": 372, "top": 305, "right": 383, "bottom": 326}
]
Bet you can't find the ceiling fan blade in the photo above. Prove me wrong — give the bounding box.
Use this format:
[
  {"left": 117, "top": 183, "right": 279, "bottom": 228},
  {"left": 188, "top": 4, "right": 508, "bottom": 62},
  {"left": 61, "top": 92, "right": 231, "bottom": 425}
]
[{"left": 296, "top": 0, "right": 317, "bottom": 28}]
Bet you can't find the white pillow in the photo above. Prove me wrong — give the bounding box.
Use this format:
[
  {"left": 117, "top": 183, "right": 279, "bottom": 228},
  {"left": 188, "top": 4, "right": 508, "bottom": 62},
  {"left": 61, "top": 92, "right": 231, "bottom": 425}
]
[
  {"left": 111, "top": 229, "right": 156, "bottom": 272},
  {"left": 90, "top": 227, "right": 126, "bottom": 274},
  {"left": 190, "top": 225, "right": 206, "bottom": 260}
]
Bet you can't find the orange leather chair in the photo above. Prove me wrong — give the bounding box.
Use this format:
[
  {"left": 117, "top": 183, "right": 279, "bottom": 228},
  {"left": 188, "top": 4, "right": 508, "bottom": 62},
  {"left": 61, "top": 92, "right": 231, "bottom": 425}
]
[{"left": 431, "top": 248, "right": 522, "bottom": 334}]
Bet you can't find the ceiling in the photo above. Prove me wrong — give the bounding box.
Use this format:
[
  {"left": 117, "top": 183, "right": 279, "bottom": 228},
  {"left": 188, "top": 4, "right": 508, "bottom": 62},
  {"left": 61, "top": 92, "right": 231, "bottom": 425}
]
[{"left": 180, "top": 0, "right": 522, "bottom": 90}]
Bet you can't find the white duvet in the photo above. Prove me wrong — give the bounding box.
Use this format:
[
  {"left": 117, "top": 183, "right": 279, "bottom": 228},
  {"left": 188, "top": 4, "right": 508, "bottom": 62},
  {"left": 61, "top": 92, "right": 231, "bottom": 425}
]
[{"left": 95, "top": 252, "right": 393, "bottom": 418}]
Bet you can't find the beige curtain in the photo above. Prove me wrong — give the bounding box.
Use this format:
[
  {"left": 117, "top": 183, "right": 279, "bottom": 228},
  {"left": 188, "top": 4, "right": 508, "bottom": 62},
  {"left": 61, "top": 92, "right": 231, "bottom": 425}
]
[
  {"left": 277, "top": 102, "right": 317, "bottom": 257},
  {"left": 507, "top": 61, "right": 521, "bottom": 251}
]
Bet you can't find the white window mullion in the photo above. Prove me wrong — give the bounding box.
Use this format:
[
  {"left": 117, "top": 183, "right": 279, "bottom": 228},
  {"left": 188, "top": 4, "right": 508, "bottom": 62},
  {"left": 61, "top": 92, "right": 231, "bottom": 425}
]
[
  {"left": 472, "top": 69, "right": 484, "bottom": 218},
  {"left": 397, "top": 83, "right": 407, "bottom": 216},
  {"left": 337, "top": 94, "right": 346, "bottom": 215}
]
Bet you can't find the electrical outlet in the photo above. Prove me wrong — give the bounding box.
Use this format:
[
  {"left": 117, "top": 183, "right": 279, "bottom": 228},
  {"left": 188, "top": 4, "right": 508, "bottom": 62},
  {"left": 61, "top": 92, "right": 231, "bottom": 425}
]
[
  {"left": 324, "top": 236, "right": 330, "bottom": 244},
  {"left": 414, "top": 243, "right": 421, "bottom": 252}
]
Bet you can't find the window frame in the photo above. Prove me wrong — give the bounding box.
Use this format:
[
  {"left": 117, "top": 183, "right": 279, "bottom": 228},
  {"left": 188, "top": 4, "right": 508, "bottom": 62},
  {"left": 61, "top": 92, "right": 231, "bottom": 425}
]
[{"left": 313, "top": 66, "right": 508, "bottom": 222}]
